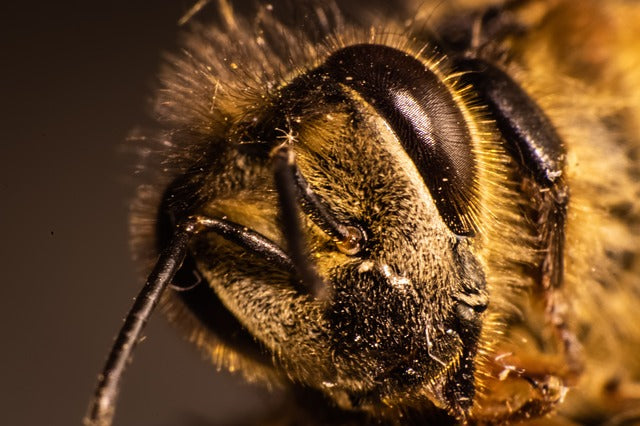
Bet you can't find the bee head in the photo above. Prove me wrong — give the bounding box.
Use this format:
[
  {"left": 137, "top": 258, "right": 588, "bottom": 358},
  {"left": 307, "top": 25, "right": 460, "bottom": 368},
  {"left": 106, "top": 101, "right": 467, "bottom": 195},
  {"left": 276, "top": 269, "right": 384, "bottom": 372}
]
[{"left": 165, "top": 43, "right": 490, "bottom": 417}]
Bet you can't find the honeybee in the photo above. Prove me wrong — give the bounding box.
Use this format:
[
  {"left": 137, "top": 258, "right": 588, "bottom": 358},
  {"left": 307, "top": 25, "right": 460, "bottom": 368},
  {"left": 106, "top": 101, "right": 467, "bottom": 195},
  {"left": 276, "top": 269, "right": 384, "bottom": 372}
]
[{"left": 85, "top": 0, "right": 640, "bottom": 424}]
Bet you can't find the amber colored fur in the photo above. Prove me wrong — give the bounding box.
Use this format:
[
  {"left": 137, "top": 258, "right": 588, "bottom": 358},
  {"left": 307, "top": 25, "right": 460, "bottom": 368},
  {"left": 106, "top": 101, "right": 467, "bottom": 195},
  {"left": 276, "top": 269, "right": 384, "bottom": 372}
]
[{"left": 129, "top": 0, "right": 640, "bottom": 423}]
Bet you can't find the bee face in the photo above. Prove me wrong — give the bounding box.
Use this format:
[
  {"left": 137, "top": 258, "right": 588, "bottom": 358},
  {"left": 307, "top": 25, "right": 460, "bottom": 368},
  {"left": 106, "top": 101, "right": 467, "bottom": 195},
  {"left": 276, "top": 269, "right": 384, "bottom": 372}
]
[
  {"left": 171, "top": 43, "right": 492, "bottom": 414},
  {"left": 86, "top": 1, "right": 640, "bottom": 424},
  {"left": 227, "top": 102, "right": 484, "bottom": 398}
]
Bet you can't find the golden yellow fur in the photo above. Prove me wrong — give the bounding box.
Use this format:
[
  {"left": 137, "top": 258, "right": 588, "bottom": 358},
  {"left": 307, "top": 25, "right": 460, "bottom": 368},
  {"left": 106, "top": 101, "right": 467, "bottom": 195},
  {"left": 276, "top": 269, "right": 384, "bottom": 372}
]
[{"left": 128, "top": 0, "right": 640, "bottom": 423}]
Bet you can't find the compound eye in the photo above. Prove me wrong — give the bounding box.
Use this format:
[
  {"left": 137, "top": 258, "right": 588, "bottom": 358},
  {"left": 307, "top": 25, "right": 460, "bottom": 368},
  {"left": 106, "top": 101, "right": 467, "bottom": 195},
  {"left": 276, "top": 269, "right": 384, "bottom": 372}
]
[{"left": 322, "top": 44, "right": 479, "bottom": 236}]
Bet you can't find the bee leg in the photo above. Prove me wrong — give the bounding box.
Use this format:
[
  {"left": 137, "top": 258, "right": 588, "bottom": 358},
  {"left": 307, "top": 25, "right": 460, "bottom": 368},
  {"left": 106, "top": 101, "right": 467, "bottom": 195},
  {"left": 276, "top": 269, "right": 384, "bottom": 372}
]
[
  {"left": 475, "top": 350, "right": 571, "bottom": 423},
  {"left": 455, "top": 58, "right": 566, "bottom": 188},
  {"left": 455, "top": 56, "right": 583, "bottom": 400},
  {"left": 531, "top": 183, "right": 584, "bottom": 382}
]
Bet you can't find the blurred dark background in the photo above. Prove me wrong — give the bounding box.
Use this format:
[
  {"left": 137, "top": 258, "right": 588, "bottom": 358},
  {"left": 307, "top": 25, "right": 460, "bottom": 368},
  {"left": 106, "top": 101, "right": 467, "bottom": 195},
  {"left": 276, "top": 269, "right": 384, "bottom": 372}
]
[{"left": 1, "top": 1, "right": 276, "bottom": 425}]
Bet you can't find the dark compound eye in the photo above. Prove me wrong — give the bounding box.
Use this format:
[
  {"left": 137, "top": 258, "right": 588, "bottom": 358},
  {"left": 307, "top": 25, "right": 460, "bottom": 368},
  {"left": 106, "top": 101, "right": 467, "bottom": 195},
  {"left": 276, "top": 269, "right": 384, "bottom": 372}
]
[{"left": 320, "top": 44, "right": 479, "bottom": 236}]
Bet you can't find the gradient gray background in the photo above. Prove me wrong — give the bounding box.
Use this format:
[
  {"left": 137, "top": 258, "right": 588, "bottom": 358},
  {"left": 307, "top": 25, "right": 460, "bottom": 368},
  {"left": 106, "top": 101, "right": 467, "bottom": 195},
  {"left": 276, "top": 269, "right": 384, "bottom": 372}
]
[{"left": 2, "top": 2, "right": 276, "bottom": 425}]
